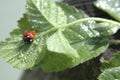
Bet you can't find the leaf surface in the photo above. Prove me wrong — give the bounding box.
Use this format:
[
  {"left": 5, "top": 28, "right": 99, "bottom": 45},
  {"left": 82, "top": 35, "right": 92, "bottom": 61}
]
[
  {"left": 95, "top": 0, "right": 120, "bottom": 21},
  {"left": 0, "top": 0, "right": 120, "bottom": 72},
  {"left": 0, "top": 36, "right": 45, "bottom": 69},
  {"left": 98, "top": 52, "right": 120, "bottom": 80}
]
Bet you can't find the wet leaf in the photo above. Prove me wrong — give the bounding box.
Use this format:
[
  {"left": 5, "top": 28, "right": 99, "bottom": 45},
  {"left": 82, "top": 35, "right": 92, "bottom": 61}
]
[
  {"left": 95, "top": 0, "right": 120, "bottom": 21},
  {"left": 0, "top": 0, "right": 120, "bottom": 72},
  {"left": 98, "top": 52, "right": 120, "bottom": 80}
]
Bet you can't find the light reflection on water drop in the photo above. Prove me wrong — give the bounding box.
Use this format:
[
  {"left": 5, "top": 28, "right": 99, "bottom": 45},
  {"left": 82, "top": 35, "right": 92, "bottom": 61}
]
[
  {"left": 115, "top": 2, "right": 119, "bottom": 7},
  {"left": 69, "top": 15, "right": 76, "bottom": 21}
]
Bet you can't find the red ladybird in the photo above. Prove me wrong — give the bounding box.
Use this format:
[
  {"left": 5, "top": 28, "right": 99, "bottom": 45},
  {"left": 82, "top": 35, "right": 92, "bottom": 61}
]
[{"left": 23, "top": 31, "right": 35, "bottom": 44}]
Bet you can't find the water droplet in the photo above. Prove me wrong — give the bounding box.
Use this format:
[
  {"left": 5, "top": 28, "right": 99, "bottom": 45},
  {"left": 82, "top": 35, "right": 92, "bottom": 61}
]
[
  {"left": 115, "top": 69, "right": 119, "bottom": 72},
  {"left": 69, "top": 15, "right": 76, "bottom": 21},
  {"left": 36, "top": 1, "right": 40, "bottom": 8},
  {"left": 109, "top": 69, "right": 112, "bottom": 72},
  {"left": 44, "top": 2, "right": 48, "bottom": 6},
  {"left": 32, "top": 20, "right": 37, "bottom": 23},
  {"left": 78, "top": 35, "right": 84, "bottom": 39},
  {"left": 115, "top": 3, "right": 119, "bottom": 7}
]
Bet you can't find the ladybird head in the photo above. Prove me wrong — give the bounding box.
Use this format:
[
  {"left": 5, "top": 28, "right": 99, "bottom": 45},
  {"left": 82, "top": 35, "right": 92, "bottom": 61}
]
[{"left": 23, "top": 31, "right": 36, "bottom": 44}]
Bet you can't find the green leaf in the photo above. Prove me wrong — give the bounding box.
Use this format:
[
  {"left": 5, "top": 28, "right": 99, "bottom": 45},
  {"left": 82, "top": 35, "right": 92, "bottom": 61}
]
[
  {"left": 98, "top": 67, "right": 120, "bottom": 80},
  {"left": 0, "top": 0, "right": 120, "bottom": 72},
  {"left": 101, "top": 52, "right": 120, "bottom": 71},
  {"left": 94, "top": 0, "right": 120, "bottom": 21},
  {"left": 0, "top": 0, "right": 88, "bottom": 71},
  {"left": 98, "top": 52, "right": 120, "bottom": 80}
]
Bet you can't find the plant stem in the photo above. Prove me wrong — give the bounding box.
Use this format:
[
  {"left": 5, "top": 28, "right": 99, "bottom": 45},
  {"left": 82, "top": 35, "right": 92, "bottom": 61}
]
[{"left": 108, "top": 40, "right": 120, "bottom": 44}]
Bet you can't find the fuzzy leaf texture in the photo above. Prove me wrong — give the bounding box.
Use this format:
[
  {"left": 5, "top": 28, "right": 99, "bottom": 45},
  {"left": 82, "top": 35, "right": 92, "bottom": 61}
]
[
  {"left": 0, "top": 0, "right": 120, "bottom": 72},
  {"left": 98, "top": 52, "right": 120, "bottom": 80},
  {"left": 94, "top": 0, "right": 120, "bottom": 21}
]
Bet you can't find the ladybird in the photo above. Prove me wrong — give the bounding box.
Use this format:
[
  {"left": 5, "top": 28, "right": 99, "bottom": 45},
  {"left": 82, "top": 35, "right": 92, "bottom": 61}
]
[{"left": 23, "top": 31, "right": 35, "bottom": 44}]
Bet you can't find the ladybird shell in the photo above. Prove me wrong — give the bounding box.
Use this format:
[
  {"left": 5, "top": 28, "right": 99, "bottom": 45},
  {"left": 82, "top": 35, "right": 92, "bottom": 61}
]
[
  {"left": 23, "top": 31, "right": 35, "bottom": 39},
  {"left": 23, "top": 31, "right": 36, "bottom": 44}
]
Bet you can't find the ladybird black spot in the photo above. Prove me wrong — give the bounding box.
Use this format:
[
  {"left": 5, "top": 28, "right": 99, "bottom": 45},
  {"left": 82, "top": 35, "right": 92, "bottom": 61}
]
[{"left": 24, "top": 36, "right": 33, "bottom": 44}]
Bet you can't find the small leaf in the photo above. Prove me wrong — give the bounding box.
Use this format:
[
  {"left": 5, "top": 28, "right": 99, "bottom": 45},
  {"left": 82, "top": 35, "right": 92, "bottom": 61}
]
[
  {"left": 98, "top": 52, "right": 120, "bottom": 80},
  {"left": 101, "top": 52, "right": 120, "bottom": 71},
  {"left": 94, "top": 0, "right": 120, "bottom": 21},
  {"left": 98, "top": 67, "right": 120, "bottom": 80}
]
